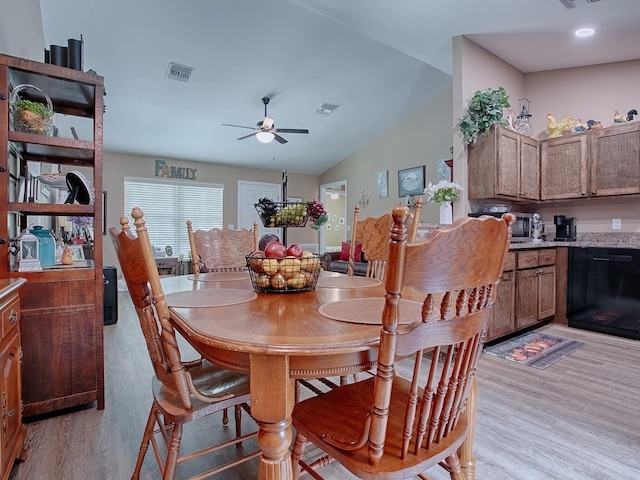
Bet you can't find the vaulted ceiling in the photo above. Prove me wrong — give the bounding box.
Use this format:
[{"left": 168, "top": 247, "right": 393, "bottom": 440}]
[{"left": 39, "top": 0, "right": 640, "bottom": 174}]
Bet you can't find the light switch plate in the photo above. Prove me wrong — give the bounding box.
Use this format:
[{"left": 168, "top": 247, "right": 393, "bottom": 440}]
[{"left": 612, "top": 218, "right": 621, "bottom": 230}]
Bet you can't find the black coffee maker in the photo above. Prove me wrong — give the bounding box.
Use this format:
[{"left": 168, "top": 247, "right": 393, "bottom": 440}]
[{"left": 554, "top": 215, "right": 576, "bottom": 241}]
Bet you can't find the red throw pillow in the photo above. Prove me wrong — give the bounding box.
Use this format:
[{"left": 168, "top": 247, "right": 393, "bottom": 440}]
[{"left": 339, "top": 241, "right": 362, "bottom": 262}]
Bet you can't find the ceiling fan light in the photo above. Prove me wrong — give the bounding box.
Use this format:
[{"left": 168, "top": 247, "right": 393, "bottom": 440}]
[{"left": 256, "top": 131, "right": 275, "bottom": 143}]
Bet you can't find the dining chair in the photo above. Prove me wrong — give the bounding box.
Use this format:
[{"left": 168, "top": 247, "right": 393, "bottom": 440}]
[
  {"left": 187, "top": 221, "right": 259, "bottom": 273},
  {"left": 347, "top": 206, "right": 393, "bottom": 280},
  {"left": 110, "top": 207, "right": 259, "bottom": 480},
  {"left": 291, "top": 208, "right": 515, "bottom": 480}
]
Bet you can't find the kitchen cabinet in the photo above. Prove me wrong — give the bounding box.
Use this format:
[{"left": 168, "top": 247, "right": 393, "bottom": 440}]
[
  {"left": 540, "top": 134, "right": 588, "bottom": 200},
  {"left": 515, "top": 249, "right": 556, "bottom": 330},
  {"left": 589, "top": 122, "right": 640, "bottom": 197},
  {"left": 0, "top": 54, "right": 104, "bottom": 417},
  {"left": 540, "top": 122, "right": 640, "bottom": 200},
  {"left": 467, "top": 125, "right": 539, "bottom": 201},
  {"left": 486, "top": 251, "right": 516, "bottom": 341},
  {"left": 0, "top": 278, "right": 26, "bottom": 480}
]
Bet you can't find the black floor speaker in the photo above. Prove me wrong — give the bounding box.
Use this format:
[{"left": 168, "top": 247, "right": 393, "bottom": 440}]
[{"left": 103, "top": 266, "right": 118, "bottom": 325}]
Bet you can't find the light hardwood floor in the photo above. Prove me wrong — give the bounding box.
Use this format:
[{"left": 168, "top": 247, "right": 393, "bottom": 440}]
[{"left": 10, "top": 291, "right": 640, "bottom": 480}]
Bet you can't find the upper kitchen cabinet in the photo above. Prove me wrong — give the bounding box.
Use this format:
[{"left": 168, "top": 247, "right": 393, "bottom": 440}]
[
  {"left": 540, "top": 133, "right": 589, "bottom": 200},
  {"left": 590, "top": 122, "right": 640, "bottom": 197},
  {"left": 468, "top": 125, "right": 539, "bottom": 201},
  {"left": 540, "top": 122, "right": 640, "bottom": 200}
]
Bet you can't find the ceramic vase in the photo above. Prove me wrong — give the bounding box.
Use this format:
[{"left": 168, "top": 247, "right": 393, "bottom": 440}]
[{"left": 439, "top": 201, "right": 453, "bottom": 224}]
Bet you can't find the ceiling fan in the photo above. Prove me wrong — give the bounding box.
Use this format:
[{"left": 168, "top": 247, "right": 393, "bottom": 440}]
[{"left": 222, "top": 96, "right": 309, "bottom": 144}]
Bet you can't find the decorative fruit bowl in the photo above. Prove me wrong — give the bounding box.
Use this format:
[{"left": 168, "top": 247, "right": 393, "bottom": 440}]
[
  {"left": 246, "top": 253, "right": 322, "bottom": 293},
  {"left": 254, "top": 200, "right": 310, "bottom": 228}
]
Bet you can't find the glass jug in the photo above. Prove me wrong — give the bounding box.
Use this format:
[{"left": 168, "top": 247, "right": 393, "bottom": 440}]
[{"left": 30, "top": 226, "right": 56, "bottom": 266}]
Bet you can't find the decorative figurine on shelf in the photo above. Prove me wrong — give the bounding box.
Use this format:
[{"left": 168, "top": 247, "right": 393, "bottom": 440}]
[
  {"left": 587, "top": 119, "right": 603, "bottom": 130},
  {"left": 506, "top": 109, "right": 516, "bottom": 130},
  {"left": 626, "top": 109, "right": 638, "bottom": 121},
  {"left": 546, "top": 113, "right": 574, "bottom": 138},
  {"left": 573, "top": 119, "right": 587, "bottom": 133},
  {"left": 62, "top": 246, "right": 74, "bottom": 265},
  {"left": 613, "top": 110, "right": 628, "bottom": 124},
  {"left": 531, "top": 213, "right": 544, "bottom": 243}
]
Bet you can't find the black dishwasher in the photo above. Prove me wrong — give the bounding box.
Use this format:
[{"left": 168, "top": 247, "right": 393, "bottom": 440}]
[{"left": 567, "top": 247, "right": 640, "bottom": 340}]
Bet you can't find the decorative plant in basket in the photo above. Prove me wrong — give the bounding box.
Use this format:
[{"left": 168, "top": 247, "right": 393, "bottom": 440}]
[
  {"left": 10, "top": 84, "right": 54, "bottom": 136},
  {"left": 457, "top": 86, "right": 510, "bottom": 144}
]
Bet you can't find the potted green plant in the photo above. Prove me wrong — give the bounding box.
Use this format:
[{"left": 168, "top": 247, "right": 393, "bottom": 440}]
[
  {"left": 10, "top": 84, "right": 54, "bottom": 135},
  {"left": 457, "top": 86, "right": 510, "bottom": 144}
]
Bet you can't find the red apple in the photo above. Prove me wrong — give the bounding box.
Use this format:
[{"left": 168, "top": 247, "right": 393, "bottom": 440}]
[
  {"left": 264, "top": 241, "right": 287, "bottom": 259},
  {"left": 259, "top": 234, "right": 280, "bottom": 251},
  {"left": 286, "top": 243, "right": 303, "bottom": 258}
]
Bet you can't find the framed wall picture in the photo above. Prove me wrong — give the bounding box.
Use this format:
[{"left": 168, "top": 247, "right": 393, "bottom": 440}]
[
  {"left": 398, "top": 166, "right": 425, "bottom": 197},
  {"left": 377, "top": 170, "right": 389, "bottom": 198}
]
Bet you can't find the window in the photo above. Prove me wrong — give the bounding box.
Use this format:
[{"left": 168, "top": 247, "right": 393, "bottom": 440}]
[{"left": 124, "top": 177, "right": 223, "bottom": 257}]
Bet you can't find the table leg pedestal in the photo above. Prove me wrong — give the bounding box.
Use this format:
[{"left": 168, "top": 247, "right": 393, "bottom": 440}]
[{"left": 251, "top": 353, "right": 296, "bottom": 480}]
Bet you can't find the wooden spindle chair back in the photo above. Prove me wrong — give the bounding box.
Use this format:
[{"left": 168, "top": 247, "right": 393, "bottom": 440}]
[
  {"left": 292, "top": 209, "right": 514, "bottom": 479},
  {"left": 110, "top": 208, "right": 259, "bottom": 480},
  {"left": 187, "top": 221, "right": 259, "bottom": 273}
]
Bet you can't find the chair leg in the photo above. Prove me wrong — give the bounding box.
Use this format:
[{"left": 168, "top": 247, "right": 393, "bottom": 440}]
[
  {"left": 131, "top": 406, "right": 156, "bottom": 479},
  {"left": 443, "top": 453, "right": 465, "bottom": 480},
  {"left": 291, "top": 431, "right": 309, "bottom": 480},
  {"left": 223, "top": 407, "right": 229, "bottom": 426},
  {"left": 162, "top": 423, "right": 183, "bottom": 480},
  {"left": 234, "top": 404, "right": 243, "bottom": 448}
]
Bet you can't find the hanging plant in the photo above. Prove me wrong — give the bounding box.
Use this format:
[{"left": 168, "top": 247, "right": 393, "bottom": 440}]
[{"left": 457, "top": 86, "right": 510, "bottom": 144}]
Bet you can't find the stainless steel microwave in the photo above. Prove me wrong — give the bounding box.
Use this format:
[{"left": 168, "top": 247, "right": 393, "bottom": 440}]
[{"left": 468, "top": 212, "right": 532, "bottom": 242}]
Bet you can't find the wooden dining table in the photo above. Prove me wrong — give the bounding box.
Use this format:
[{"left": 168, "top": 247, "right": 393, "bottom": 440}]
[{"left": 162, "top": 270, "right": 478, "bottom": 480}]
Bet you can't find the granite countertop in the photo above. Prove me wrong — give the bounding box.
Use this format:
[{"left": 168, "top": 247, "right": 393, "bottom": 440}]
[
  {"left": 416, "top": 224, "right": 640, "bottom": 250},
  {"left": 509, "top": 232, "right": 640, "bottom": 250}
]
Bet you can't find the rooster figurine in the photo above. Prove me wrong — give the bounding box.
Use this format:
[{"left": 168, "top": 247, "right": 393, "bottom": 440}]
[
  {"left": 627, "top": 109, "right": 638, "bottom": 121},
  {"left": 613, "top": 110, "right": 627, "bottom": 124},
  {"left": 546, "top": 114, "right": 574, "bottom": 138}
]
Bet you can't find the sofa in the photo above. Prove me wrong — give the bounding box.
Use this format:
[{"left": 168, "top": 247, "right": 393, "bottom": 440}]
[{"left": 322, "top": 242, "right": 368, "bottom": 276}]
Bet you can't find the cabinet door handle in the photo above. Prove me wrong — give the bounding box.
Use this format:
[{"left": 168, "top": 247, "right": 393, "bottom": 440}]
[
  {"left": 3, "top": 409, "right": 14, "bottom": 418},
  {"left": 9, "top": 309, "right": 17, "bottom": 324}
]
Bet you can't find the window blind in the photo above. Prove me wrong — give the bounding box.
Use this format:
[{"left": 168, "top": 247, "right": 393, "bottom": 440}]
[{"left": 124, "top": 177, "right": 224, "bottom": 257}]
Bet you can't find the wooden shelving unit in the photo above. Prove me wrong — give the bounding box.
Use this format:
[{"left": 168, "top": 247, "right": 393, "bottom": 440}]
[{"left": 0, "top": 53, "right": 104, "bottom": 418}]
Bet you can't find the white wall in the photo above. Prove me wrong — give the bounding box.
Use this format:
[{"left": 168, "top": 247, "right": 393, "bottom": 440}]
[
  {"left": 0, "top": 0, "right": 45, "bottom": 59},
  {"left": 320, "top": 87, "right": 453, "bottom": 225}
]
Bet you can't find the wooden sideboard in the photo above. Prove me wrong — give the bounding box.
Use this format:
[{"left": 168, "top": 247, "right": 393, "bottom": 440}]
[{"left": 0, "top": 278, "right": 26, "bottom": 480}]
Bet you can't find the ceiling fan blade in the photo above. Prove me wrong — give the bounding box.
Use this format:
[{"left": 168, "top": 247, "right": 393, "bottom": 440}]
[
  {"left": 273, "top": 133, "right": 288, "bottom": 144},
  {"left": 274, "top": 128, "right": 309, "bottom": 134},
  {"left": 237, "top": 132, "right": 259, "bottom": 140},
  {"left": 222, "top": 123, "right": 257, "bottom": 131}
]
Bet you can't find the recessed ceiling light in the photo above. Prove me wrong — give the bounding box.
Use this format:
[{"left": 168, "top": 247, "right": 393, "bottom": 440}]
[{"left": 575, "top": 28, "right": 594, "bottom": 37}]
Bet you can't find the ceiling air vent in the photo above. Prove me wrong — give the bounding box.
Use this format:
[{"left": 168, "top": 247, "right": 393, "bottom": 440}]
[
  {"left": 557, "top": 0, "right": 601, "bottom": 9},
  {"left": 166, "top": 63, "right": 194, "bottom": 83},
  {"left": 314, "top": 103, "right": 339, "bottom": 115}
]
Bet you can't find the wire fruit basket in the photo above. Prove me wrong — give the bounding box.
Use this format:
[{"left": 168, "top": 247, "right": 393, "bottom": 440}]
[
  {"left": 246, "top": 253, "right": 322, "bottom": 293},
  {"left": 10, "top": 84, "right": 54, "bottom": 136},
  {"left": 254, "top": 200, "right": 310, "bottom": 228}
]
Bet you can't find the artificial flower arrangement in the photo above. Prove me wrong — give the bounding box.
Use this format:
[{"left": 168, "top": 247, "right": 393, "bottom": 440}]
[{"left": 423, "top": 180, "right": 464, "bottom": 203}]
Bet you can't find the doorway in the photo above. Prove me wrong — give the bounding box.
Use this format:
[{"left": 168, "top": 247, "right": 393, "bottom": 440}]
[
  {"left": 237, "top": 180, "right": 281, "bottom": 239},
  {"left": 319, "top": 180, "right": 347, "bottom": 253}
]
